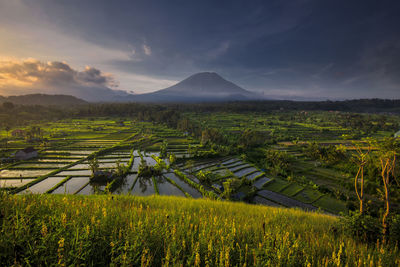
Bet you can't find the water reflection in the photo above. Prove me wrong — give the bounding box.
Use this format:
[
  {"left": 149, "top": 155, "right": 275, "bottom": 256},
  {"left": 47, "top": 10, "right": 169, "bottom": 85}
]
[
  {"left": 137, "top": 175, "right": 165, "bottom": 193},
  {"left": 89, "top": 175, "right": 128, "bottom": 193}
]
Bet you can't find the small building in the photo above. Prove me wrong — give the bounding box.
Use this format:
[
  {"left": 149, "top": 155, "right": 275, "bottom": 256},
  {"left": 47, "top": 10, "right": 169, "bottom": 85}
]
[
  {"left": 14, "top": 147, "right": 38, "bottom": 160},
  {"left": 11, "top": 129, "right": 26, "bottom": 137}
]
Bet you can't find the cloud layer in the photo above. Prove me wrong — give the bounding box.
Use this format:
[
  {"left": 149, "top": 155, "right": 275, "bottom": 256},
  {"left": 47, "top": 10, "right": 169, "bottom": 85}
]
[
  {"left": 0, "top": 0, "right": 399, "bottom": 99},
  {"left": 0, "top": 59, "right": 127, "bottom": 101}
]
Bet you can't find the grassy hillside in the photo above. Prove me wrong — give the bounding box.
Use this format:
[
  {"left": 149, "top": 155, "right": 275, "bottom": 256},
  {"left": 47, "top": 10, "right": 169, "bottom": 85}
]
[{"left": 1, "top": 194, "right": 399, "bottom": 266}]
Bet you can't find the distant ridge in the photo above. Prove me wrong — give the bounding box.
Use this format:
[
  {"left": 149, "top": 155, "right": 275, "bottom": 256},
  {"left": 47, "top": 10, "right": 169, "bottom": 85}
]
[
  {"left": 128, "top": 72, "right": 262, "bottom": 102},
  {"left": 0, "top": 94, "right": 87, "bottom": 106},
  {"left": 0, "top": 73, "right": 261, "bottom": 103}
]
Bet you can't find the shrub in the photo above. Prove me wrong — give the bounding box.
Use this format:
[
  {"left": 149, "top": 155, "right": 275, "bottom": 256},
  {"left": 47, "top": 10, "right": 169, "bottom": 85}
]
[
  {"left": 389, "top": 214, "right": 400, "bottom": 244},
  {"left": 340, "top": 211, "right": 381, "bottom": 243}
]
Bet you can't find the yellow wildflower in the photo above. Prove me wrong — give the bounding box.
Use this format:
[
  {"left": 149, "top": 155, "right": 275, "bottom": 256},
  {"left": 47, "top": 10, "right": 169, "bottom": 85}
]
[
  {"left": 41, "top": 223, "right": 48, "bottom": 237},
  {"left": 61, "top": 213, "right": 67, "bottom": 226}
]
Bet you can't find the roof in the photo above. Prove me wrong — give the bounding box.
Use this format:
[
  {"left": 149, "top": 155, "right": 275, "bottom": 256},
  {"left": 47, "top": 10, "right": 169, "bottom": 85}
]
[{"left": 21, "top": 147, "right": 36, "bottom": 153}]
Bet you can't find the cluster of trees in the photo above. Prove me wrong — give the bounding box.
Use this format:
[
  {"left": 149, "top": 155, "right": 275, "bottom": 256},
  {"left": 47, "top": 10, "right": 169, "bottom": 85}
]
[
  {"left": 25, "top": 126, "right": 44, "bottom": 142},
  {"left": 244, "top": 148, "right": 293, "bottom": 177},
  {"left": 0, "top": 102, "right": 68, "bottom": 129},
  {"left": 201, "top": 128, "right": 226, "bottom": 145},
  {"left": 237, "top": 129, "right": 267, "bottom": 148},
  {"left": 303, "top": 142, "right": 347, "bottom": 165},
  {"left": 3, "top": 99, "right": 400, "bottom": 136},
  {"left": 335, "top": 114, "right": 398, "bottom": 134},
  {"left": 342, "top": 138, "right": 400, "bottom": 243}
]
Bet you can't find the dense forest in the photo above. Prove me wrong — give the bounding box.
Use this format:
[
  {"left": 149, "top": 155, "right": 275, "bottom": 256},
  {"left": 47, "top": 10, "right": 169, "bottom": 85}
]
[{"left": 1, "top": 98, "right": 400, "bottom": 128}]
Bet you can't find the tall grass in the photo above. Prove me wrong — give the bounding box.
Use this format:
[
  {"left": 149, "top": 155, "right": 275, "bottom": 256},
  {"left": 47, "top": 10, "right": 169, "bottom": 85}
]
[{"left": 0, "top": 193, "right": 399, "bottom": 266}]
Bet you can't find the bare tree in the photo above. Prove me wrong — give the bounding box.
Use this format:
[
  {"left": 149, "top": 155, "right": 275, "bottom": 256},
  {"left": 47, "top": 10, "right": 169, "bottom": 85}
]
[
  {"left": 352, "top": 141, "right": 371, "bottom": 214},
  {"left": 379, "top": 151, "right": 396, "bottom": 241}
]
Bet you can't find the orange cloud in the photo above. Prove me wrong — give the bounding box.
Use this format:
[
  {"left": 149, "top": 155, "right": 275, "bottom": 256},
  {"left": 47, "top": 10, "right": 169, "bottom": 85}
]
[{"left": 0, "top": 59, "right": 122, "bottom": 101}]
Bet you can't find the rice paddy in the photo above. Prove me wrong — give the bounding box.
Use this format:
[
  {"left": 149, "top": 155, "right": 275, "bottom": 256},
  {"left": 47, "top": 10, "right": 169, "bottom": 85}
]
[{"left": 0, "top": 116, "right": 357, "bottom": 215}]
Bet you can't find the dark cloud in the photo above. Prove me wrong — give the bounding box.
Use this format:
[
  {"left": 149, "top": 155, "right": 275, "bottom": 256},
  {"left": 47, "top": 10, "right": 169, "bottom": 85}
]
[
  {"left": 0, "top": 60, "right": 126, "bottom": 101},
  {"left": 2, "top": 0, "right": 400, "bottom": 98}
]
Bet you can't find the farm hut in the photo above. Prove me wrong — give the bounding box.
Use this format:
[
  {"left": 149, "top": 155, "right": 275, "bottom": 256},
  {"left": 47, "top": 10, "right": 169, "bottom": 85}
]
[
  {"left": 14, "top": 147, "right": 38, "bottom": 160},
  {"left": 395, "top": 130, "right": 400, "bottom": 138}
]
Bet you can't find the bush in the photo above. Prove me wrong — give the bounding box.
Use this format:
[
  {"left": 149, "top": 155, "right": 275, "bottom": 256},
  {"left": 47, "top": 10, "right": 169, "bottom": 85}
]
[
  {"left": 340, "top": 211, "right": 381, "bottom": 243},
  {"left": 389, "top": 214, "right": 400, "bottom": 244}
]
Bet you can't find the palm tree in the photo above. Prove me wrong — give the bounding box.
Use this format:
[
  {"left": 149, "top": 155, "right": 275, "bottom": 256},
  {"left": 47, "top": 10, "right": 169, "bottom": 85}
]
[{"left": 89, "top": 157, "right": 99, "bottom": 176}]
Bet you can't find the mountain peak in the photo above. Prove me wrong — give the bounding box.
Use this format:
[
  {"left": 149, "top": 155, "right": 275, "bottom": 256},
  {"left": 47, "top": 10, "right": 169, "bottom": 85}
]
[
  {"left": 160, "top": 72, "right": 251, "bottom": 96},
  {"left": 184, "top": 72, "right": 226, "bottom": 82},
  {"left": 188, "top": 71, "right": 221, "bottom": 77},
  {"left": 127, "top": 72, "right": 262, "bottom": 103}
]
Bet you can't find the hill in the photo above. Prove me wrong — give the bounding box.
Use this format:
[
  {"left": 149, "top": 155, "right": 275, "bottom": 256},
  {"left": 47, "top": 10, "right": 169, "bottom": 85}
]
[
  {"left": 0, "top": 94, "right": 87, "bottom": 106},
  {"left": 1, "top": 193, "right": 398, "bottom": 266},
  {"left": 129, "top": 72, "right": 262, "bottom": 102}
]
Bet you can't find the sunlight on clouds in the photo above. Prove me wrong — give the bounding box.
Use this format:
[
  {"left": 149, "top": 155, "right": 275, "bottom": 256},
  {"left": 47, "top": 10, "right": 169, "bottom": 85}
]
[
  {"left": 143, "top": 44, "right": 152, "bottom": 56},
  {"left": 0, "top": 72, "right": 35, "bottom": 87},
  {"left": 0, "top": 58, "right": 177, "bottom": 98},
  {"left": 0, "top": 59, "right": 116, "bottom": 97}
]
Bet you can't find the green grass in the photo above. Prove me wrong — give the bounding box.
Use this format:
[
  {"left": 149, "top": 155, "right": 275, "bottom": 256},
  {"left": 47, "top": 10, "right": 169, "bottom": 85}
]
[
  {"left": 263, "top": 178, "right": 289, "bottom": 191},
  {"left": 293, "top": 188, "right": 324, "bottom": 203},
  {"left": 0, "top": 193, "right": 398, "bottom": 266},
  {"left": 314, "top": 195, "right": 348, "bottom": 214},
  {"left": 280, "top": 183, "right": 304, "bottom": 196}
]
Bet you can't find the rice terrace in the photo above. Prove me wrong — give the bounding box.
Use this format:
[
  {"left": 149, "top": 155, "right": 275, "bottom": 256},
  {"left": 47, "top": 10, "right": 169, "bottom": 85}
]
[
  {"left": 2, "top": 0, "right": 400, "bottom": 266},
  {"left": 1, "top": 102, "right": 400, "bottom": 266}
]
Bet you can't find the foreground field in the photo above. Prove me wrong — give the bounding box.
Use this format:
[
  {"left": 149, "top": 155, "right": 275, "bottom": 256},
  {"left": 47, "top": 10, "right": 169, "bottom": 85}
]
[{"left": 0, "top": 194, "right": 399, "bottom": 266}]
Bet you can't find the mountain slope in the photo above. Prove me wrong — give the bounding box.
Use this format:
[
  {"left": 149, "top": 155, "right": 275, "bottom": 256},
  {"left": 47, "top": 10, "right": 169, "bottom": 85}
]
[
  {"left": 130, "top": 72, "right": 261, "bottom": 102},
  {"left": 0, "top": 94, "right": 87, "bottom": 106},
  {"left": 161, "top": 72, "right": 251, "bottom": 96}
]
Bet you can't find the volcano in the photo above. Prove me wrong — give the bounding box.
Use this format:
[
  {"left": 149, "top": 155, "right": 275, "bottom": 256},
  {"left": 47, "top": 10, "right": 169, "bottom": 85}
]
[{"left": 129, "top": 72, "right": 261, "bottom": 102}]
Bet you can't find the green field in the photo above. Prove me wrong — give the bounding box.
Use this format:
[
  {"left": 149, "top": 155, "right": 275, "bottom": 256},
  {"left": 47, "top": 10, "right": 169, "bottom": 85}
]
[
  {"left": 1, "top": 193, "right": 399, "bottom": 266},
  {"left": 180, "top": 111, "right": 400, "bottom": 214},
  {"left": 2, "top": 110, "right": 399, "bottom": 215},
  {"left": 1, "top": 102, "right": 400, "bottom": 265}
]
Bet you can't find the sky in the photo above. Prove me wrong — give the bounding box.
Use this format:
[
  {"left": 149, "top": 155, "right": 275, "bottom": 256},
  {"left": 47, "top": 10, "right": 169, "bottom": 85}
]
[{"left": 0, "top": 0, "right": 399, "bottom": 100}]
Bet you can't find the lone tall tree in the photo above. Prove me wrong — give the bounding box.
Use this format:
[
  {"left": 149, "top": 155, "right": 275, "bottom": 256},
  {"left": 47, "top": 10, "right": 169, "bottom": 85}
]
[
  {"left": 379, "top": 151, "right": 396, "bottom": 240},
  {"left": 376, "top": 137, "right": 399, "bottom": 242},
  {"left": 352, "top": 141, "right": 371, "bottom": 214}
]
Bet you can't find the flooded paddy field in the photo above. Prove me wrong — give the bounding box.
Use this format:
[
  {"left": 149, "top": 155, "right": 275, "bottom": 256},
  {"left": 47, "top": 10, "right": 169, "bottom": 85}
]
[
  {"left": 52, "top": 177, "right": 90, "bottom": 194},
  {"left": 1, "top": 117, "right": 348, "bottom": 215},
  {"left": 20, "top": 177, "right": 66, "bottom": 194},
  {"left": 0, "top": 169, "right": 54, "bottom": 178}
]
